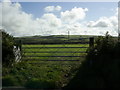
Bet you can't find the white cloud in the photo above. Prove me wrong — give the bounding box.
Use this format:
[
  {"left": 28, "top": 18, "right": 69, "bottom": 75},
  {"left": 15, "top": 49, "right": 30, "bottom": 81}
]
[
  {"left": 1, "top": 1, "right": 35, "bottom": 36},
  {"left": 44, "top": 6, "right": 54, "bottom": 12},
  {"left": 61, "top": 7, "right": 88, "bottom": 24},
  {"left": 0, "top": 1, "right": 118, "bottom": 37},
  {"left": 35, "top": 13, "right": 62, "bottom": 35},
  {"left": 55, "top": 6, "right": 62, "bottom": 11},
  {"left": 41, "top": 13, "right": 61, "bottom": 27},
  {"left": 44, "top": 6, "right": 62, "bottom": 12},
  {"left": 0, "top": 1, "right": 62, "bottom": 36},
  {"left": 87, "top": 17, "right": 112, "bottom": 27},
  {"left": 86, "top": 16, "right": 118, "bottom": 36}
]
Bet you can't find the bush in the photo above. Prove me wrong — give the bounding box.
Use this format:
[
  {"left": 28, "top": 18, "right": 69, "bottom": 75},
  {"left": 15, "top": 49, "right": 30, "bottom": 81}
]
[
  {"left": 64, "top": 33, "right": 120, "bottom": 88},
  {"left": 2, "top": 30, "right": 15, "bottom": 67}
]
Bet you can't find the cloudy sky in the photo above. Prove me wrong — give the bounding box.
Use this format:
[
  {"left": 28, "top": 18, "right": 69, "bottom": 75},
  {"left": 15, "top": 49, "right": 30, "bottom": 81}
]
[{"left": 0, "top": 0, "right": 118, "bottom": 37}]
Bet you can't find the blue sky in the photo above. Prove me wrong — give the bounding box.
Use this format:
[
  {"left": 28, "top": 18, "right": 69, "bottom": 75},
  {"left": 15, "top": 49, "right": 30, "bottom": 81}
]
[
  {"left": 1, "top": 1, "right": 118, "bottom": 36},
  {"left": 20, "top": 2, "right": 117, "bottom": 21}
]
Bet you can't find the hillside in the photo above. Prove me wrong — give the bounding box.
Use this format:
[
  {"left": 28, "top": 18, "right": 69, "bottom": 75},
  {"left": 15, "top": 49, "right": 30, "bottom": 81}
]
[{"left": 14, "top": 35, "right": 97, "bottom": 44}]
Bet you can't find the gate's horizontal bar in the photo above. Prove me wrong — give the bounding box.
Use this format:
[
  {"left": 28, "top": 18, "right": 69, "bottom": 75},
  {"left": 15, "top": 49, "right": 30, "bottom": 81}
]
[
  {"left": 26, "top": 59, "right": 80, "bottom": 63},
  {"left": 23, "top": 51, "right": 87, "bottom": 53},
  {"left": 23, "top": 56, "right": 85, "bottom": 57},
  {"left": 22, "top": 43, "right": 89, "bottom": 45},
  {"left": 22, "top": 47, "right": 88, "bottom": 49},
  {"left": 19, "top": 37, "right": 89, "bottom": 40}
]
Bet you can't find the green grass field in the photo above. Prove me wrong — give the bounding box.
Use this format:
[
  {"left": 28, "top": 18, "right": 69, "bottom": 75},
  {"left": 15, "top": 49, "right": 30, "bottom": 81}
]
[
  {"left": 3, "top": 44, "right": 88, "bottom": 88},
  {"left": 3, "top": 35, "right": 119, "bottom": 88},
  {"left": 3, "top": 36, "right": 90, "bottom": 88},
  {"left": 22, "top": 44, "right": 88, "bottom": 61},
  {"left": 6, "top": 44, "right": 87, "bottom": 88}
]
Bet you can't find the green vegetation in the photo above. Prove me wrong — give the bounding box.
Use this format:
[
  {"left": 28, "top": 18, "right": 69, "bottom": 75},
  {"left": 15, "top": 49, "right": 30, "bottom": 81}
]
[
  {"left": 15, "top": 35, "right": 91, "bottom": 44},
  {"left": 65, "top": 33, "right": 120, "bottom": 89},
  {"left": 2, "top": 60, "right": 83, "bottom": 88},
  {"left": 3, "top": 35, "right": 89, "bottom": 88},
  {"left": 2, "top": 30, "right": 15, "bottom": 67},
  {"left": 4, "top": 33, "right": 119, "bottom": 89}
]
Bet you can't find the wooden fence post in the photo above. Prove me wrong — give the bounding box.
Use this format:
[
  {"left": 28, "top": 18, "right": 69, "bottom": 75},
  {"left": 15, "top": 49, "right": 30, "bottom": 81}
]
[
  {"left": 19, "top": 39, "right": 22, "bottom": 51},
  {"left": 118, "top": 33, "right": 120, "bottom": 42},
  {"left": 89, "top": 37, "right": 94, "bottom": 48}
]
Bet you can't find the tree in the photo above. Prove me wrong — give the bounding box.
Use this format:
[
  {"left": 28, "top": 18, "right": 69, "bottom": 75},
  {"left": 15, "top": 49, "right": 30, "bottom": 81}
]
[{"left": 2, "top": 30, "right": 15, "bottom": 67}]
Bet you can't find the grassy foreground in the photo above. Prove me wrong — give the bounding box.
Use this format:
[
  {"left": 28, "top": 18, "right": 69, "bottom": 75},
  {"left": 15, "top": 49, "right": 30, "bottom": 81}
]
[{"left": 3, "top": 44, "right": 88, "bottom": 88}]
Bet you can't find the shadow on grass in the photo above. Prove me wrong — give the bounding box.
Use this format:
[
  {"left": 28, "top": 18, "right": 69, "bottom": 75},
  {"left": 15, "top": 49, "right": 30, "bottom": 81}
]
[
  {"left": 25, "top": 78, "right": 58, "bottom": 89},
  {"left": 64, "top": 36, "right": 120, "bottom": 89}
]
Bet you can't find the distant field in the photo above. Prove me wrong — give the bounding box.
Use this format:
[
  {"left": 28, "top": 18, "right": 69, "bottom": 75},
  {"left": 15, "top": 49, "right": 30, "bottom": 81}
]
[{"left": 15, "top": 35, "right": 92, "bottom": 44}]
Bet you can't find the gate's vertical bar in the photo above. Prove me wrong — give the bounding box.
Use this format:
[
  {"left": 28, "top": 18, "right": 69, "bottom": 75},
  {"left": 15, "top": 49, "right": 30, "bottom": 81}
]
[
  {"left": 19, "top": 39, "right": 22, "bottom": 60},
  {"left": 19, "top": 39, "right": 22, "bottom": 52},
  {"left": 89, "top": 37, "right": 94, "bottom": 48},
  {"left": 89, "top": 37, "right": 94, "bottom": 65}
]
